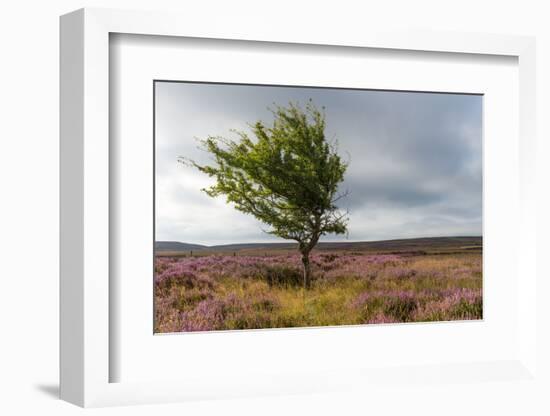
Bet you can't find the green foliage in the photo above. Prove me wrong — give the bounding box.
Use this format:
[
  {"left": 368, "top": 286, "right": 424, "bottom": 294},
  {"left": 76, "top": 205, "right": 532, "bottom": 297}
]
[
  {"left": 261, "top": 264, "right": 303, "bottom": 288},
  {"left": 450, "top": 298, "right": 483, "bottom": 320},
  {"left": 383, "top": 296, "right": 418, "bottom": 322},
  {"left": 181, "top": 101, "right": 349, "bottom": 257}
]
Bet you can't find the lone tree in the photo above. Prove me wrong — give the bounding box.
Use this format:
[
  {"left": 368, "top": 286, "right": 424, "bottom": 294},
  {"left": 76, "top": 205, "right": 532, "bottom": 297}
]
[{"left": 181, "top": 101, "right": 349, "bottom": 289}]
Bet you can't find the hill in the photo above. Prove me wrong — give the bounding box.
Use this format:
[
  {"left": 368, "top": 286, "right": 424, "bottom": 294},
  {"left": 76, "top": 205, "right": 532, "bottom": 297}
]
[
  {"left": 154, "top": 241, "right": 208, "bottom": 251},
  {"left": 155, "top": 236, "right": 482, "bottom": 256}
]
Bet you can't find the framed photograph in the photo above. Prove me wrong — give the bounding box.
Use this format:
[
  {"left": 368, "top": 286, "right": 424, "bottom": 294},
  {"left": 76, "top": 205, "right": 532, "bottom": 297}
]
[
  {"left": 153, "top": 80, "right": 484, "bottom": 334},
  {"left": 60, "top": 8, "right": 539, "bottom": 408}
]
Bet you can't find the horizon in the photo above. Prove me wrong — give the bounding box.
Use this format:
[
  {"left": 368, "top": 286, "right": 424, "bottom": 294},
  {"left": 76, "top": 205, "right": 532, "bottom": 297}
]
[{"left": 156, "top": 235, "right": 483, "bottom": 247}]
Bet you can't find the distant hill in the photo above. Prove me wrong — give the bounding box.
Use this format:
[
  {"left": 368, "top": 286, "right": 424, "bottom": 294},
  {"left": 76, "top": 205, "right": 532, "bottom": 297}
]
[
  {"left": 155, "top": 241, "right": 208, "bottom": 251},
  {"left": 155, "top": 236, "right": 482, "bottom": 255}
]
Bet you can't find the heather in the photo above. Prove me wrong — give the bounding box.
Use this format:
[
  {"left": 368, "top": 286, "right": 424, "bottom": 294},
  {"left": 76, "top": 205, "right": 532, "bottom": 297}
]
[{"left": 154, "top": 252, "right": 482, "bottom": 333}]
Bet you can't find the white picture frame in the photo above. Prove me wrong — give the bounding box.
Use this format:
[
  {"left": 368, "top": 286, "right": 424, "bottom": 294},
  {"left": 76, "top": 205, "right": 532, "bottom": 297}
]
[{"left": 60, "top": 7, "right": 539, "bottom": 408}]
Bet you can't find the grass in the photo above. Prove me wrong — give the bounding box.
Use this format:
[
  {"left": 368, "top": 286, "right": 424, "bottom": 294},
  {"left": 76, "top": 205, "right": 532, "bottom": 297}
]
[{"left": 154, "top": 251, "right": 482, "bottom": 333}]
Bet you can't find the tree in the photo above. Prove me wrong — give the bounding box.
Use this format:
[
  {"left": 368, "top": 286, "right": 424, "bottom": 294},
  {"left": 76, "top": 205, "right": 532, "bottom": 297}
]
[{"left": 181, "top": 101, "right": 349, "bottom": 289}]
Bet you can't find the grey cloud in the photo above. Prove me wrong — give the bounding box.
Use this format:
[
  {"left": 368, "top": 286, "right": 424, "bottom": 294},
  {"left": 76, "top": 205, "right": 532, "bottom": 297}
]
[{"left": 155, "top": 81, "right": 482, "bottom": 244}]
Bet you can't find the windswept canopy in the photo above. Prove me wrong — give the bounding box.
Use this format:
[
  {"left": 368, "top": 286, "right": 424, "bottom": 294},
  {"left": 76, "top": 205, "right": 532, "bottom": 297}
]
[{"left": 180, "top": 101, "right": 349, "bottom": 288}]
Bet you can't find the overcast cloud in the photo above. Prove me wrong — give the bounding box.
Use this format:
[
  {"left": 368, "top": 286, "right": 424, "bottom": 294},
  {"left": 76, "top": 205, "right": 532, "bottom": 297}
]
[{"left": 155, "top": 82, "right": 482, "bottom": 245}]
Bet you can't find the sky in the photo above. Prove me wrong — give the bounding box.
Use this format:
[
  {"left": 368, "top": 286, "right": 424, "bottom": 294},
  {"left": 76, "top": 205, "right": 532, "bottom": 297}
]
[{"left": 155, "top": 82, "right": 482, "bottom": 246}]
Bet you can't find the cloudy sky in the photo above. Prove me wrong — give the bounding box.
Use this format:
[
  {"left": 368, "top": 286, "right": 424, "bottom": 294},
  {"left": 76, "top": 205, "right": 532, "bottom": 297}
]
[{"left": 155, "top": 82, "right": 482, "bottom": 246}]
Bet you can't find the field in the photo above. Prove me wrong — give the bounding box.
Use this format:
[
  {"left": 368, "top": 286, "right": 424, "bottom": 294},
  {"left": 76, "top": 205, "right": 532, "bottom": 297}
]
[{"left": 154, "top": 237, "right": 482, "bottom": 333}]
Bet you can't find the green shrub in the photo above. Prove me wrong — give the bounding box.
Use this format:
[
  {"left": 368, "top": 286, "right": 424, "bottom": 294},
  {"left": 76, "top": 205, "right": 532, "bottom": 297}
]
[
  {"left": 261, "top": 265, "right": 303, "bottom": 287},
  {"left": 450, "top": 298, "right": 483, "bottom": 320},
  {"left": 383, "top": 294, "right": 417, "bottom": 322}
]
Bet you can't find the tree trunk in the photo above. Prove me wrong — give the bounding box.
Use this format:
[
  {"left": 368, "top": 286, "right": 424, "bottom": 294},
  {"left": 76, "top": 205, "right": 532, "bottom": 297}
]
[{"left": 301, "top": 252, "right": 312, "bottom": 290}]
